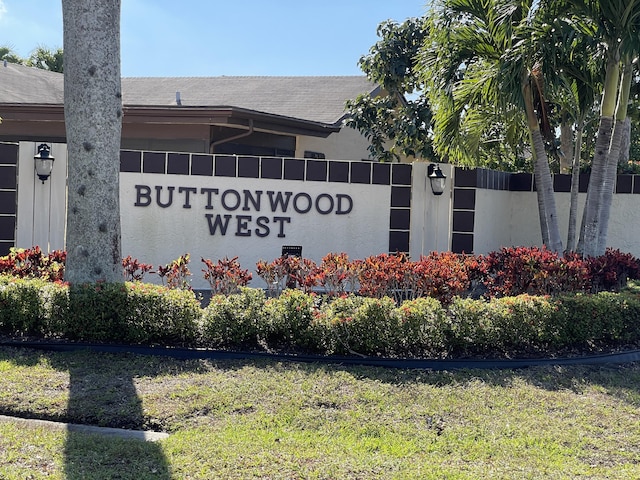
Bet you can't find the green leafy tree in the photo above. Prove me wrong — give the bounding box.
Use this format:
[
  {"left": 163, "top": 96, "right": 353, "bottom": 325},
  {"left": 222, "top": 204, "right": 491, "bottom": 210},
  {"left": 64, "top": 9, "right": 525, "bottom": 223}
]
[
  {"left": 0, "top": 46, "right": 24, "bottom": 64},
  {"left": 344, "top": 18, "right": 435, "bottom": 162},
  {"left": 27, "top": 46, "right": 64, "bottom": 73}
]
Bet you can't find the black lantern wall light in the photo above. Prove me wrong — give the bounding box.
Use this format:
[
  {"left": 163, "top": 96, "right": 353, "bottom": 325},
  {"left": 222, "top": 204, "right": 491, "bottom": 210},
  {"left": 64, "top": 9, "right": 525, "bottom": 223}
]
[
  {"left": 34, "top": 144, "right": 55, "bottom": 183},
  {"left": 427, "top": 163, "right": 447, "bottom": 195}
]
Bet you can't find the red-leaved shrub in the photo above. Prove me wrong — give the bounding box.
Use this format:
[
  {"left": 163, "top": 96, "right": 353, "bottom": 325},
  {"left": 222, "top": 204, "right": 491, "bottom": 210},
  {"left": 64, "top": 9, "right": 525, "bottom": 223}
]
[
  {"left": 0, "top": 246, "right": 66, "bottom": 282},
  {"left": 477, "top": 246, "right": 590, "bottom": 297},
  {"left": 202, "top": 256, "right": 252, "bottom": 295},
  {"left": 586, "top": 248, "right": 640, "bottom": 292}
]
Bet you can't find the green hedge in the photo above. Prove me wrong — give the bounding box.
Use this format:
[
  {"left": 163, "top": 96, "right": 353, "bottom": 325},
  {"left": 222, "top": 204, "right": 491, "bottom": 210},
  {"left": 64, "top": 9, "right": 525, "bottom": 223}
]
[
  {"left": 0, "top": 277, "right": 66, "bottom": 336},
  {"left": 39, "top": 281, "right": 200, "bottom": 345},
  {"left": 2, "top": 276, "right": 640, "bottom": 358}
]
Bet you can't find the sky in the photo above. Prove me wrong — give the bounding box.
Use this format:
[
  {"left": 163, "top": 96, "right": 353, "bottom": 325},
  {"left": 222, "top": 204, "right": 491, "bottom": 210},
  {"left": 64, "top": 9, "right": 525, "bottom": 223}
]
[{"left": 0, "top": 0, "right": 427, "bottom": 78}]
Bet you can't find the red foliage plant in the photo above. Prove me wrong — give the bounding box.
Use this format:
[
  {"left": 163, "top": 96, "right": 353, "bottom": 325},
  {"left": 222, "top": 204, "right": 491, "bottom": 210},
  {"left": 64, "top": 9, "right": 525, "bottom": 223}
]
[
  {"left": 0, "top": 246, "right": 66, "bottom": 282},
  {"left": 122, "top": 255, "right": 154, "bottom": 281},
  {"left": 315, "top": 252, "right": 361, "bottom": 297},
  {"left": 202, "top": 256, "right": 252, "bottom": 295},
  {"left": 586, "top": 248, "right": 640, "bottom": 292},
  {"left": 4, "top": 246, "right": 640, "bottom": 301},
  {"left": 411, "top": 252, "right": 477, "bottom": 305},
  {"left": 157, "top": 253, "right": 192, "bottom": 290},
  {"left": 256, "top": 255, "right": 318, "bottom": 295},
  {"left": 357, "top": 253, "right": 409, "bottom": 300},
  {"left": 478, "top": 246, "right": 591, "bottom": 297}
]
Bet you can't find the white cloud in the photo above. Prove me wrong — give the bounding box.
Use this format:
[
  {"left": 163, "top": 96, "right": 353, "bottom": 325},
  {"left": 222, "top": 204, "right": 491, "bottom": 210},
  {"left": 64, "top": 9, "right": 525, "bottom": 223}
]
[{"left": 0, "top": 1, "right": 5, "bottom": 18}]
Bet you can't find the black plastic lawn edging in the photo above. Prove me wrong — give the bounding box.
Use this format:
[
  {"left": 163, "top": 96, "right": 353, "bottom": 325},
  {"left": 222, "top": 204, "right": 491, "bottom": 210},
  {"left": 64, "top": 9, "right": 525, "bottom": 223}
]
[{"left": 1, "top": 340, "right": 640, "bottom": 370}]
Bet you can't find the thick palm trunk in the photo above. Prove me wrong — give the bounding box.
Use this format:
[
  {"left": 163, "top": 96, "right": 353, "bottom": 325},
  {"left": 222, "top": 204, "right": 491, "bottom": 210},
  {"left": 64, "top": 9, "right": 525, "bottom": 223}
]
[
  {"left": 523, "top": 78, "right": 563, "bottom": 252},
  {"left": 533, "top": 146, "right": 551, "bottom": 246},
  {"left": 532, "top": 130, "right": 563, "bottom": 251},
  {"left": 62, "top": 0, "right": 123, "bottom": 283},
  {"left": 597, "top": 61, "right": 632, "bottom": 253},
  {"left": 566, "top": 116, "right": 585, "bottom": 252},
  {"left": 580, "top": 116, "right": 613, "bottom": 256},
  {"left": 580, "top": 58, "right": 619, "bottom": 258}
]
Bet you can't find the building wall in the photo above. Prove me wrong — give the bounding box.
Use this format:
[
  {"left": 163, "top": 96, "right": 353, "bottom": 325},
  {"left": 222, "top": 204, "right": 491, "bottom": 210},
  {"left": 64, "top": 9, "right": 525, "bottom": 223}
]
[
  {"left": 451, "top": 168, "right": 640, "bottom": 258},
  {"left": 13, "top": 142, "right": 640, "bottom": 289},
  {"left": 118, "top": 150, "right": 412, "bottom": 289},
  {"left": 15, "top": 142, "right": 67, "bottom": 253},
  {"left": 296, "top": 126, "right": 372, "bottom": 161},
  {"left": 0, "top": 143, "right": 19, "bottom": 256},
  {"left": 408, "top": 162, "right": 453, "bottom": 257}
]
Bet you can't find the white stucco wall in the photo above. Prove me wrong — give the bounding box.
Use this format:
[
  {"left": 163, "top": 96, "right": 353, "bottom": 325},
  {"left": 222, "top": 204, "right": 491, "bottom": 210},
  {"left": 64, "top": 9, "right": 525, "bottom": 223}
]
[
  {"left": 16, "top": 142, "right": 67, "bottom": 252},
  {"left": 604, "top": 194, "right": 640, "bottom": 255},
  {"left": 474, "top": 190, "right": 537, "bottom": 253},
  {"left": 296, "top": 126, "right": 372, "bottom": 161},
  {"left": 409, "top": 162, "right": 453, "bottom": 257},
  {"left": 474, "top": 188, "right": 640, "bottom": 258},
  {"left": 119, "top": 172, "right": 391, "bottom": 289},
  {"left": 16, "top": 141, "right": 640, "bottom": 287}
]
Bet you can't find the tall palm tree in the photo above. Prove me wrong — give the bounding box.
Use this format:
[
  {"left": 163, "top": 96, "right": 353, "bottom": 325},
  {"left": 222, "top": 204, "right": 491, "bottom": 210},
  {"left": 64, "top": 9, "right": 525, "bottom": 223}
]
[
  {"left": 62, "top": 0, "right": 123, "bottom": 283},
  {"left": 532, "top": 11, "right": 603, "bottom": 252},
  {"left": 421, "top": 0, "right": 564, "bottom": 252},
  {"left": 565, "top": 0, "right": 640, "bottom": 257}
]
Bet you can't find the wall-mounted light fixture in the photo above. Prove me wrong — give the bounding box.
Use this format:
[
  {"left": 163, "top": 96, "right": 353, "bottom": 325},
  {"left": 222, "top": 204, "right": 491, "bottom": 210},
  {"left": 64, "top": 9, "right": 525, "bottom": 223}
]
[
  {"left": 34, "top": 144, "right": 55, "bottom": 183},
  {"left": 428, "top": 163, "right": 446, "bottom": 196}
]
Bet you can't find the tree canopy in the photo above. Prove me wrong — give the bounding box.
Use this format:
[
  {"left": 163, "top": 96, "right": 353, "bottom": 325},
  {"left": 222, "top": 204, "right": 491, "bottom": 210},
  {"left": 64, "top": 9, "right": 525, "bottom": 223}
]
[
  {"left": 344, "top": 18, "right": 435, "bottom": 162},
  {"left": 347, "top": 0, "right": 640, "bottom": 255},
  {"left": 0, "top": 45, "right": 63, "bottom": 72}
]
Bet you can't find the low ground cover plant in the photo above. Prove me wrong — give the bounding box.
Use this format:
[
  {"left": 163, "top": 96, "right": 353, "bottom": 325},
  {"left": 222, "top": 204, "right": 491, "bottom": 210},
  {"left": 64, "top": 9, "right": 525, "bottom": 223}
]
[{"left": 1, "top": 246, "right": 640, "bottom": 359}]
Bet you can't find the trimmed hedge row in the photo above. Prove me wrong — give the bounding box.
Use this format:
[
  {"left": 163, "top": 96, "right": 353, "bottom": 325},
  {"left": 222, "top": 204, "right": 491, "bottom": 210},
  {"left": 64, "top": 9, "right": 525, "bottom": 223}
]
[
  {"left": 0, "top": 278, "right": 201, "bottom": 345},
  {"left": 1, "top": 277, "right": 639, "bottom": 358}
]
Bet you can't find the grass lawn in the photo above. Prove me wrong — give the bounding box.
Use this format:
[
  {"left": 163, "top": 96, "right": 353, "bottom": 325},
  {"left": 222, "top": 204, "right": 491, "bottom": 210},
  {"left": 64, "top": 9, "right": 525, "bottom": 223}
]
[{"left": 0, "top": 346, "right": 639, "bottom": 479}]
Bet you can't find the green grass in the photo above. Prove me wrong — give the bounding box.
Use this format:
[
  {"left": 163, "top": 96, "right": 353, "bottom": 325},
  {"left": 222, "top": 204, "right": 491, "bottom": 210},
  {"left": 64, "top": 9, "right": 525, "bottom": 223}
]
[{"left": 0, "top": 346, "right": 639, "bottom": 479}]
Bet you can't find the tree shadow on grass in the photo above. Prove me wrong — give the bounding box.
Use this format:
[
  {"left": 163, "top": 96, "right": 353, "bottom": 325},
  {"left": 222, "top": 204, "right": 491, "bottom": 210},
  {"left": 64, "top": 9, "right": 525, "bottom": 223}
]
[
  {"left": 0, "top": 347, "right": 174, "bottom": 479},
  {"left": 2, "top": 343, "right": 639, "bottom": 478},
  {"left": 60, "top": 351, "right": 171, "bottom": 479}
]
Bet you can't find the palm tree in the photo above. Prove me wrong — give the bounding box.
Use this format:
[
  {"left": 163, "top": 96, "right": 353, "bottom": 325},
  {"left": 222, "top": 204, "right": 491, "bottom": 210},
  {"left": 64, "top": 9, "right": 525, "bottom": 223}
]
[
  {"left": 0, "top": 46, "right": 24, "bottom": 64},
  {"left": 565, "top": 0, "right": 640, "bottom": 257},
  {"left": 532, "top": 12, "right": 603, "bottom": 252},
  {"left": 421, "top": 0, "right": 563, "bottom": 252},
  {"left": 27, "top": 46, "right": 64, "bottom": 73},
  {"left": 62, "top": 0, "right": 123, "bottom": 283}
]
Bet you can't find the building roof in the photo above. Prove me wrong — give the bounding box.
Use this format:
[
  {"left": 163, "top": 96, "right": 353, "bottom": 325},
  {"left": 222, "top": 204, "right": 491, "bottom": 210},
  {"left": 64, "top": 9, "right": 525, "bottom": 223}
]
[
  {"left": 0, "top": 63, "right": 377, "bottom": 127},
  {"left": 0, "top": 62, "right": 64, "bottom": 104},
  {"left": 122, "top": 76, "right": 378, "bottom": 125}
]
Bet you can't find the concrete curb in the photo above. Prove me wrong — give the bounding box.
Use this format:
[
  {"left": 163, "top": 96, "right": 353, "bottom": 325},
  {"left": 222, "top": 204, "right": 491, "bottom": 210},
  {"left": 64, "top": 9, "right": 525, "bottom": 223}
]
[{"left": 0, "top": 414, "right": 169, "bottom": 442}]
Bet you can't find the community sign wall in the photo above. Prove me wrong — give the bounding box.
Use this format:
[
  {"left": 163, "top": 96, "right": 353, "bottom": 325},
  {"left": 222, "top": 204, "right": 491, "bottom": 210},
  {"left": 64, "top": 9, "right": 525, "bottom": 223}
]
[
  {"left": 11, "top": 141, "right": 640, "bottom": 291},
  {"left": 15, "top": 143, "right": 435, "bottom": 290},
  {"left": 118, "top": 150, "right": 414, "bottom": 289}
]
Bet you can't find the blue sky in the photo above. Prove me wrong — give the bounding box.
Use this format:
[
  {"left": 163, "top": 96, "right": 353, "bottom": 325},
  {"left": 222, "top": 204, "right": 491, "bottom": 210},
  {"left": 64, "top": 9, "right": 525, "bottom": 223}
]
[{"left": 0, "top": 0, "right": 426, "bottom": 77}]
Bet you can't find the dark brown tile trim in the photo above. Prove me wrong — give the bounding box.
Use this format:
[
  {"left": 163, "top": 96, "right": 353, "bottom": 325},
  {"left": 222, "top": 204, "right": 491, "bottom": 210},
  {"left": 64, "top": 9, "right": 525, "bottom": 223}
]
[{"left": 452, "top": 233, "right": 474, "bottom": 254}]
